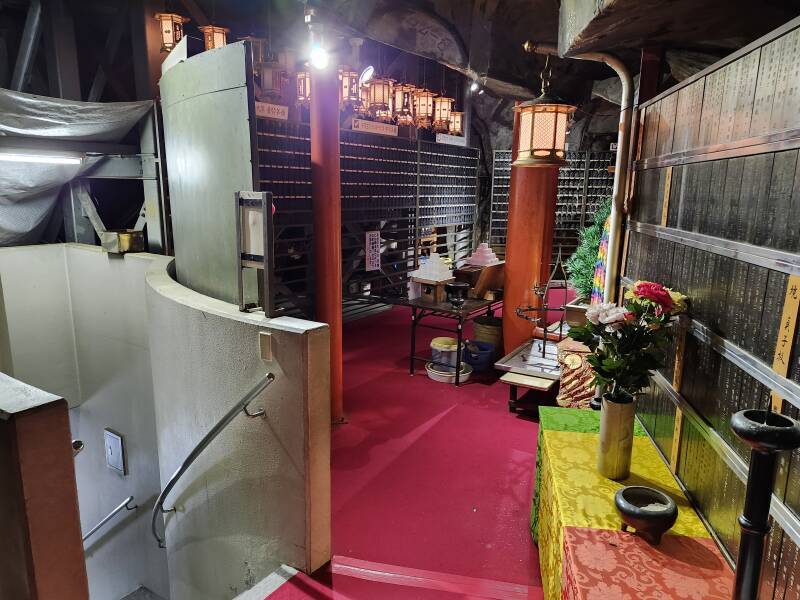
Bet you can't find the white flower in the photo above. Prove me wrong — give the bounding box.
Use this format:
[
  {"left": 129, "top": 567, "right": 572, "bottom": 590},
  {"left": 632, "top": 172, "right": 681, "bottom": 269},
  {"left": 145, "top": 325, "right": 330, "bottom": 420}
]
[
  {"left": 599, "top": 306, "right": 628, "bottom": 325},
  {"left": 586, "top": 303, "right": 620, "bottom": 326}
]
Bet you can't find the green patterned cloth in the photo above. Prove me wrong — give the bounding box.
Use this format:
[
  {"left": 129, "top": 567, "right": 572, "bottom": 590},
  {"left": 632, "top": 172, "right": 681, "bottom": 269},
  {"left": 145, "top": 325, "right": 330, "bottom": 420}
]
[
  {"left": 538, "top": 406, "right": 647, "bottom": 436},
  {"left": 531, "top": 407, "right": 647, "bottom": 542}
]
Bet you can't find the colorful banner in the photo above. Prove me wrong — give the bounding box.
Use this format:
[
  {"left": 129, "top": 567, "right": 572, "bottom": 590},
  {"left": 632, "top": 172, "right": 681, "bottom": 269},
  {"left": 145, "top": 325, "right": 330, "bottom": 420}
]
[{"left": 590, "top": 216, "right": 611, "bottom": 304}]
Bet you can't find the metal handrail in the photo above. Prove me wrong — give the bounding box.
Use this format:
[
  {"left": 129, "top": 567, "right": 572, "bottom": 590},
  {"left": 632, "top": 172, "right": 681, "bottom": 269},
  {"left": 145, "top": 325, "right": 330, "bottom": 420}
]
[
  {"left": 151, "top": 373, "right": 275, "bottom": 548},
  {"left": 83, "top": 496, "right": 137, "bottom": 542}
]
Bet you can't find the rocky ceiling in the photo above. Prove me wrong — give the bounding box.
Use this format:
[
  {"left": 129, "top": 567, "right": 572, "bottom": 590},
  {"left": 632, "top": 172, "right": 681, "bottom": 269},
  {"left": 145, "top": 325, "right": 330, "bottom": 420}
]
[
  {"left": 308, "top": 0, "right": 800, "bottom": 103},
  {"left": 3, "top": 0, "right": 798, "bottom": 106}
]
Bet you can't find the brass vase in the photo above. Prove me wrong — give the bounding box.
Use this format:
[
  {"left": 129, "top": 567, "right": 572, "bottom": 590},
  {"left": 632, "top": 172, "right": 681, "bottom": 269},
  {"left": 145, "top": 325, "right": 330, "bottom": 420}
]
[{"left": 597, "top": 391, "right": 635, "bottom": 480}]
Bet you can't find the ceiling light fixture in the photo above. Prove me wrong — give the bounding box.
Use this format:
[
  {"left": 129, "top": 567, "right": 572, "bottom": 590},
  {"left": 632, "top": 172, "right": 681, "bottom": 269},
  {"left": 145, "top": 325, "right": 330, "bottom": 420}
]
[
  {"left": 0, "top": 152, "right": 83, "bottom": 165},
  {"left": 309, "top": 45, "right": 329, "bottom": 70},
  {"left": 359, "top": 65, "right": 375, "bottom": 86},
  {"left": 470, "top": 81, "right": 479, "bottom": 92}
]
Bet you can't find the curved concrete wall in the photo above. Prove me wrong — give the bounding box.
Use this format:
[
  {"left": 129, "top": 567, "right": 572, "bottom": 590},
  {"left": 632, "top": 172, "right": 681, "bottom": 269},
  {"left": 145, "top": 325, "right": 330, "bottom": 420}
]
[
  {"left": 145, "top": 258, "right": 330, "bottom": 600},
  {"left": 0, "top": 244, "right": 169, "bottom": 599}
]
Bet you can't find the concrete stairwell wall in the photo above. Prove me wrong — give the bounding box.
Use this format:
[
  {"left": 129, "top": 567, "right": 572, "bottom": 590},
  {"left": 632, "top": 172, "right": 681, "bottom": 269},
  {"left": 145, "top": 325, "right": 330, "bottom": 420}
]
[
  {"left": 0, "top": 244, "right": 331, "bottom": 599},
  {"left": 146, "top": 258, "right": 331, "bottom": 600},
  {"left": 0, "top": 244, "right": 168, "bottom": 599}
]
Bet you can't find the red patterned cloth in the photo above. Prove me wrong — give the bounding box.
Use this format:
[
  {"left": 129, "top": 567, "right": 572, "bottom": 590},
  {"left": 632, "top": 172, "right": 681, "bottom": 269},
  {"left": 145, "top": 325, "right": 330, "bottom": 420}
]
[{"left": 561, "top": 527, "right": 734, "bottom": 600}]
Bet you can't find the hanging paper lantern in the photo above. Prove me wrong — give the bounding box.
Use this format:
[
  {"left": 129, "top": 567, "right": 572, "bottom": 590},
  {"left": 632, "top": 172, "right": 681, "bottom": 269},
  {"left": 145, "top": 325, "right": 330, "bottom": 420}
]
[
  {"left": 154, "top": 13, "right": 189, "bottom": 52},
  {"left": 339, "top": 69, "right": 360, "bottom": 106},
  {"left": 448, "top": 111, "right": 464, "bottom": 136},
  {"left": 260, "top": 61, "right": 286, "bottom": 96},
  {"left": 413, "top": 89, "right": 435, "bottom": 128},
  {"left": 239, "top": 36, "right": 269, "bottom": 66},
  {"left": 296, "top": 71, "right": 311, "bottom": 104},
  {"left": 355, "top": 84, "right": 370, "bottom": 115},
  {"left": 433, "top": 96, "right": 454, "bottom": 132},
  {"left": 513, "top": 95, "right": 576, "bottom": 167},
  {"left": 367, "top": 78, "right": 394, "bottom": 112},
  {"left": 278, "top": 49, "right": 296, "bottom": 71},
  {"left": 198, "top": 24, "right": 229, "bottom": 51},
  {"left": 393, "top": 84, "right": 415, "bottom": 126}
]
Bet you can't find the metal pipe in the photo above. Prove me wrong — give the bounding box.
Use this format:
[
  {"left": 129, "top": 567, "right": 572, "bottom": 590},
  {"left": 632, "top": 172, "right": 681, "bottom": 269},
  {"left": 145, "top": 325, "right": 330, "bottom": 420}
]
[
  {"left": 151, "top": 373, "right": 274, "bottom": 548},
  {"left": 525, "top": 43, "right": 633, "bottom": 303},
  {"left": 10, "top": 0, "right": 43, "bottom": 91},
  {"left": 82, "top": 496, "right": 137, "bottom": 543}
]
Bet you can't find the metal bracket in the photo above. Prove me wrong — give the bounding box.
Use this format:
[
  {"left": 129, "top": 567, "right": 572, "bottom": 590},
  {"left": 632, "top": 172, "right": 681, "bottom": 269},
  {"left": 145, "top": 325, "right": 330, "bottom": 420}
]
[
  {"left": 242, "top": 405, "right": 265, "bottom": 418},
  {"left": 235, "top": 191, "right": 275, "bottom": 316}
]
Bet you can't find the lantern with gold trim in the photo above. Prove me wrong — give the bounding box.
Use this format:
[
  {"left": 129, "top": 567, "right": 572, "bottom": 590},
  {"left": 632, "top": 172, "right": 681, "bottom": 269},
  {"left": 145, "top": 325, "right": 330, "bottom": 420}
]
[
  {"left": 513, "top": 95, "right": 575, "bottom": 167},
  {"left": 355, "top": 84, "right": 370, "bottom": 116},
  {"left": 367, "top": 77, "right": 394, "bottom": 122},
  {"left": 432, "top": 96, "right": 454, "bottom": 133},
  {"left": 339, "top": 68, "right": 360, "bottom": 108},
  {"left": 296, "top": 71, "right": 311, "bottom": 104},
  {"left": 239, "top": 36, "right": 269, "bottom": 66},
  {"left": 413, "top": 88, "right": 435, "bottom": 128},
  {"left": 513, "top": 55, "right": 576, "bottom": 167},
  {"left": 260, "top": 61, "right": 286, "bottom": 99},
  {"left": 393, "top": 84, "right": 415, "bottom": 126},
  {"left": 448, "top": 111, "right": 464, "bottom": 136},
  {"left": 198, "top": 24, "right": 229, "bottom": 51},
  {"left": 154, "top": 13, "right": 189, "bottom": 52}
]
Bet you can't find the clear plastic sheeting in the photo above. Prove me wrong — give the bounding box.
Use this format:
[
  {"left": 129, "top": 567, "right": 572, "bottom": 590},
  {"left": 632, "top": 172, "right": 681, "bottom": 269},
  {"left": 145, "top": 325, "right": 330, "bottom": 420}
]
[{"left": 0, "top": 89, "right": 152, "bottom": 246}]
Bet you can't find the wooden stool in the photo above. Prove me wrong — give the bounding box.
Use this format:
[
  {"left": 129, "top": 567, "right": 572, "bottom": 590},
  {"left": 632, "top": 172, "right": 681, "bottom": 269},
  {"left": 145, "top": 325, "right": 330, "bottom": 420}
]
[{"left": 500, "top": 372, "right": 556, "bottom": 413}]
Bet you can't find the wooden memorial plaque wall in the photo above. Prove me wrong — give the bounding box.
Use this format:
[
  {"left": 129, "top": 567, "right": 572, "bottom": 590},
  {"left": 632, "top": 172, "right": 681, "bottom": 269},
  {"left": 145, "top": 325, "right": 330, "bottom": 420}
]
[{"left": 627, "top": 18, "right": 800, "bottom": 592}]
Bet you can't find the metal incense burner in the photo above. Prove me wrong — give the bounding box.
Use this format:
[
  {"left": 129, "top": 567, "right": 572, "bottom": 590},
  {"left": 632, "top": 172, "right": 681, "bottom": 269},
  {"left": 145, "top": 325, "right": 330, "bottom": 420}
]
[
  {"left": 731, "top": 405, "right": 800, "bottom": 600},
  {"left": 515, "top": 246, "right": 571, "bottom": 370}
]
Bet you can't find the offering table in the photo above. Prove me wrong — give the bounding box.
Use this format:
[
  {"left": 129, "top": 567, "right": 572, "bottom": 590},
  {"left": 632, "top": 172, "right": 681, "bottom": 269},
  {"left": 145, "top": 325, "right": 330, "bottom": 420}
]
[{"left": 532, "top": 407, "right": 734, "bottom": 599}]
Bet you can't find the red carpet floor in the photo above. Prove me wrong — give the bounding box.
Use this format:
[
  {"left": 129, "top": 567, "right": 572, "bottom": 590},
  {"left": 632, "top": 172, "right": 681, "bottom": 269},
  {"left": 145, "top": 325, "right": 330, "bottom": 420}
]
[{"left": 269, "top": 306, "right": 543, "bottom": 599}]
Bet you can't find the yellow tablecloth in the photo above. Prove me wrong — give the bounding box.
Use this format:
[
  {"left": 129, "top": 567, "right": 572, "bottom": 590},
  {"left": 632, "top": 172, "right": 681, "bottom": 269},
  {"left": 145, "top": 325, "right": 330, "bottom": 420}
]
[{"left": 533, "top": 408, "right": 730, "bottom": 600}]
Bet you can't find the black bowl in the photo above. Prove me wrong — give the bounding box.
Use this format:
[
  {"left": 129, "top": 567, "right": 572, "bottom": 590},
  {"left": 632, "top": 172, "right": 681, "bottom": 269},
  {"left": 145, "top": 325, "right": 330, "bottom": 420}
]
[
  {"left": 614, "top": 486, "right": 678, "bottom": 545},
  {"left": 446, "top": 282, "right": 470, "bottom": 308}
]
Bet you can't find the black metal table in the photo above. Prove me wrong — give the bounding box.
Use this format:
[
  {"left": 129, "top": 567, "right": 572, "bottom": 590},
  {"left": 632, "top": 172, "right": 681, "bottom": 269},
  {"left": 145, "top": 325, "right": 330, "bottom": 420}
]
[
  {"left": 342, "top": 294, "right": 503, "bottom": 386},
  {"left": 407, "top": 298, "right": 503, "bottom": 385}
]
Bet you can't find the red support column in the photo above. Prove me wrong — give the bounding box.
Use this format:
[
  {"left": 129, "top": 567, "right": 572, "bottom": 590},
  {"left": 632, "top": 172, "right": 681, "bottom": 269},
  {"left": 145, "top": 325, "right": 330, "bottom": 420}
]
[
  {"left": 310, "top": 64, "right": 344, "bottom": 422},
  {"left": 0, "top": 398, "right": 89, "bottom": 599},
  {"left": 502, "top": 102, "right": 560, "bottom": 354},
  {"left": 637, "top": 46, "right": 664, "bottom": 105}
]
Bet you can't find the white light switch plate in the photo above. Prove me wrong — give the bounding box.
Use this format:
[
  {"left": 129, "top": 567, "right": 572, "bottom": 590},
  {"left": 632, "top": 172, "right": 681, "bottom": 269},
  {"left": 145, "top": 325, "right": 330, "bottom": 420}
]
[{"left": 104, "top": 429, "right": 126, "bottom": 475}]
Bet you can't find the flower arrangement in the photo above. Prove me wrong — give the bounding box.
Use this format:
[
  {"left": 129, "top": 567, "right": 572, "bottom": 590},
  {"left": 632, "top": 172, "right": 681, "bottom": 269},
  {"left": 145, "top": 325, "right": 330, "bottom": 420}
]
[{"left": 567, "top": 281, "right": 688, "bottom": 403}]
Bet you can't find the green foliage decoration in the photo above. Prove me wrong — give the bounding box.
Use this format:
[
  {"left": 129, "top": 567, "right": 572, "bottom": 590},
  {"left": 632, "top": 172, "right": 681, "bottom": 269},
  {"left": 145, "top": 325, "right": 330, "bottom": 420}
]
[{"left": 565, "top": 198, "right": 612, "bottom": 300}]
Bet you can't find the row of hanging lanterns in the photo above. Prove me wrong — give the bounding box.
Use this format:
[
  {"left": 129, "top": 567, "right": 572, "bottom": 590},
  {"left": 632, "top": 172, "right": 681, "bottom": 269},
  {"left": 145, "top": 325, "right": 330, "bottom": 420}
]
[
  {"left": 296, "top": 71, "right": 463, "bottom": 135},
  {"left": 154, "top": 12, "right": 229, "bottom": 52},
  {"left": 152, "top": 12, "right": 465, "bottom": 136}
]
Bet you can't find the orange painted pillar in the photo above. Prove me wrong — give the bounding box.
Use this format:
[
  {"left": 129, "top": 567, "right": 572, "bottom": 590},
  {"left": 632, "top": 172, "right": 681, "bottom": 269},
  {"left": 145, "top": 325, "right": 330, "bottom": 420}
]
[
  {"left": 0, "top": 399, "right": 89, "bottom": 599},
  {"left": 502, "top": 102, "right": 560, "bottom": 354},
  {"left": 310, "top": 63, "right": 344, "bottom": 422}
]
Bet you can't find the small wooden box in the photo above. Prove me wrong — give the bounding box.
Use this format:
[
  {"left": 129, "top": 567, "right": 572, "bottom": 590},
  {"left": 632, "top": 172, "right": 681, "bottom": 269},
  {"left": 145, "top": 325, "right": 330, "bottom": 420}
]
[
  {"left": 469, "top": 262, "right": 505, "bottom": 299},
  {"left": 411, "top": 276, "right": 454, "bottom": 304},
  {"left": 454, "top": 265, "right": 484, "bottom": 288}
]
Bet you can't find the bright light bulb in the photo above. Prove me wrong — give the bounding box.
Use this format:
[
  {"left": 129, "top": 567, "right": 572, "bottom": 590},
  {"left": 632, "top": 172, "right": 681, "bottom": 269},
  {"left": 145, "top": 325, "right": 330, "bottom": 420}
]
[
  {"left": 309, "top": 45, "right": 329, "bottom": 70},
  {"left": 0, "top": 153, "right": 82, "bottom": 165},
  {"left": 478, "top": 89, "right": 485, "bottom": 95},
  {"left": 470, "top": 81, "right": 479, "bottom": 92},
  {"left": 359, "top": 65, "right": 375, "bottom": 86}
]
